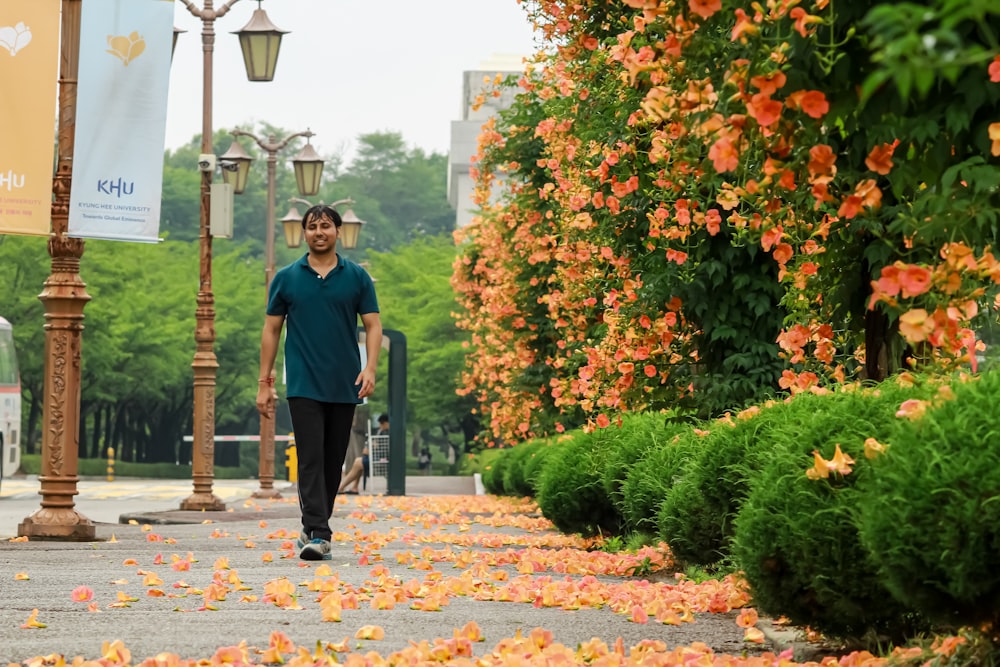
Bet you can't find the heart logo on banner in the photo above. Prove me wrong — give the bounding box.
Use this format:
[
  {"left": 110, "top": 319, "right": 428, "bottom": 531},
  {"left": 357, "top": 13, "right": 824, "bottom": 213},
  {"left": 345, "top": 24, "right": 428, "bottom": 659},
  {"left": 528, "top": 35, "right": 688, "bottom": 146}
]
[
  {"left": 0, "top": 22, "right": 33, "bottom": 56},
  {"left": 106, "top": 31, "right": 146, "bottom": 66}
]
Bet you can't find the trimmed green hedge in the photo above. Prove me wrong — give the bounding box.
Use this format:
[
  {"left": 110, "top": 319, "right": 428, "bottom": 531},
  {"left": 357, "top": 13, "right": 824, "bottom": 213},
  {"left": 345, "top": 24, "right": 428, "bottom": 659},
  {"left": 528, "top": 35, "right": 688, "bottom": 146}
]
[
  {"left": 520, "top": 439, "right": 562, "bottom": 496},
  {"left": 598, "top": 412, "right": 682, "bottom": 518},
  {"left": 480, "top": 447, "right": 512, "bottom": 494},
  {"left": 731, "top": 380, "right": 936, "bottom": 640},
  {"left": 536, "top": 428, "right": 622, "bottom": 536},
  {"left": 858, "top": 371, "right": 1000, "bottom": 630},
  {"left": 618, "top": 423, "right": 702, "bottom": 533},
  {"left": 659, "top": 396, "right": 828, "bottom": 566},
  {"left": 19, "top": 454, "right": 258, "bottom": 480},
  {"left": 468, "top": 371, "right": 1000, "bottom": 648},
  {"left": 501, "top": 439, "right": 546, "bottom": 496}
]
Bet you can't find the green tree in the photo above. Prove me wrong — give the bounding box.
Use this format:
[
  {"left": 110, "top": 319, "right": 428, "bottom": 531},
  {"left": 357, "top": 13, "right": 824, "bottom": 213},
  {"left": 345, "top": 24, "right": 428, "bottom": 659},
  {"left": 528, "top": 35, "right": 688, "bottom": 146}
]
[
  {"left": 328, "top": 132, "right": 456, "bottom": 253},
  {"left": 0, "top": 233, "right": 263, "bottom": 465},
  {"left": 0, "top": 235, "right": 51, "bottom": 453},
  {"left": 365, "top": 236, "right": 477, "bottom": 463},
  {"left": 2, "top": 124, "right": 457, "bottom": 468},
  {"left": 78, "top": 238, "right": 262, "bottom": 465}
]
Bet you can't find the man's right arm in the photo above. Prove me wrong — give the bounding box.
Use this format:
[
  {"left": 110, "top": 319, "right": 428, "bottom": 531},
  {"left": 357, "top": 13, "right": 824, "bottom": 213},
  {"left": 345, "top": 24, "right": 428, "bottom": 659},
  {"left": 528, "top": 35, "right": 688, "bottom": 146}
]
[{"left": 256, "top": 314, "right": 285, "bottom": 417}]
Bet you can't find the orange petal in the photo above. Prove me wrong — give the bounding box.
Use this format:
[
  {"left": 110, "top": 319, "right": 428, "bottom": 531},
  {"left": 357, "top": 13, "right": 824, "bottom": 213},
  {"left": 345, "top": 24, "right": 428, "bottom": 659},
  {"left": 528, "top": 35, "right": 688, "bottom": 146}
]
[
  {"left": 354, "top": 625, "right": 385, "bottom": 640},
  {"left": 20, "top": 609, "right": 46, "bottom": 629}
]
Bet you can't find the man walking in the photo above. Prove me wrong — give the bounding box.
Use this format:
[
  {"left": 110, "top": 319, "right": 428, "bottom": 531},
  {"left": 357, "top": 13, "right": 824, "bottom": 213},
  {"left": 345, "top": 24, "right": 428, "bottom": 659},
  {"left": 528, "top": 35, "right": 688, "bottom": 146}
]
[{"left": 256, "top": 204, "right": 382, "bottom": 561}]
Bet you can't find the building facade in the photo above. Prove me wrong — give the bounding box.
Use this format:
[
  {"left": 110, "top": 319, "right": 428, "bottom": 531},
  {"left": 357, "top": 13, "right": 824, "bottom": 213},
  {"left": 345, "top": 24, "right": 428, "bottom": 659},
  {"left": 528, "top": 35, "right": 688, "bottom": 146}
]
[{"left": 447, "top": 56, "right": 523, "bottom": 229}]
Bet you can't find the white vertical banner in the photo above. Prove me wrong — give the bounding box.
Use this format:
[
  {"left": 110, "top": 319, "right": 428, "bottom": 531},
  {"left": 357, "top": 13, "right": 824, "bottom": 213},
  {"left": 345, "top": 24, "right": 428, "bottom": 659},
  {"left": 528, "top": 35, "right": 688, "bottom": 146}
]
[{"left": 69, "top": 0, "right": 174, "bottom": 242}]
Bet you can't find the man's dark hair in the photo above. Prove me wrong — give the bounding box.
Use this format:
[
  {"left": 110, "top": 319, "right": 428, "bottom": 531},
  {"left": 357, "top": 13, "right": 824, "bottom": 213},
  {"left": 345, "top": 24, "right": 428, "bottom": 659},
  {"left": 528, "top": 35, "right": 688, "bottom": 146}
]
[
  {"left": 378, "top": 413, "right": 389, "bottom": 424},
  {"left": 302, "top": 204, "right": 342, "bottom": 229}
]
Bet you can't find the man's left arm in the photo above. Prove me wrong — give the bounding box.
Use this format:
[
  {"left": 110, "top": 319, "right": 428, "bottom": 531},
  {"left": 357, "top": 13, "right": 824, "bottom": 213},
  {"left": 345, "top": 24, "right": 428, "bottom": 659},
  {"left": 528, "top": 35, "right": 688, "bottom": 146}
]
[{"left": 357, "top": 311, "right": 382, "bottom": 399}]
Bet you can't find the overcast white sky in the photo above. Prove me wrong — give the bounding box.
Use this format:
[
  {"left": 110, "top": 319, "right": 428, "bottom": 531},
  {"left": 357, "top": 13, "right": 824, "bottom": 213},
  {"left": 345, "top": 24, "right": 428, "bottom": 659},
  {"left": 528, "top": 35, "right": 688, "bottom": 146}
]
[{"left": 166, "top": 1, "right": 539, "bottom": 165}]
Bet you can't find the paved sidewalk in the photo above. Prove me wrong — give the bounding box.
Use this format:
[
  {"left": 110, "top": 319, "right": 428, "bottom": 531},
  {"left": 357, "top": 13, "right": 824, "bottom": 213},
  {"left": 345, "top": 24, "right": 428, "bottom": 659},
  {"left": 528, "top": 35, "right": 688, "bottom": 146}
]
[{"left": 0, "top": 478, "right": 775, "bottom": 665}]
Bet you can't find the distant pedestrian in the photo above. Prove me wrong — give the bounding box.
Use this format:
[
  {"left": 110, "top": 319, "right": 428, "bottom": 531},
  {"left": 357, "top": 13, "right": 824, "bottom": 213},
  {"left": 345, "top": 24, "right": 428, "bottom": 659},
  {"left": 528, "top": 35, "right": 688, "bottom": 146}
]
[
  {"left": 338, "top": 445, "right": 369, "bottom": 494},
  {"left": 373, "top": 413, "right": 389, "bottom": 436},
  {"left": 256, "top": 204, "right": 382, "bottom": 561},
  {"left": 418, "top": 445, "right": 432, "bottom": 474}
]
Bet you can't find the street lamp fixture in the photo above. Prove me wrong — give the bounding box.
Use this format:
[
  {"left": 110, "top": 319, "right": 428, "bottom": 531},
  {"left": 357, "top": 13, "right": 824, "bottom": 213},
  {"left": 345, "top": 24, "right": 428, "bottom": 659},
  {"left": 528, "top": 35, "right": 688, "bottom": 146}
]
[
  {"left": 174, "top": 0, "right": 289, "bottom": 513},
  {"left": 291, "top": 139, "right": 324, "bottom": 197},
  {"left": 234, "top": 1, "right": 288, "bottom": 82},
  {"left": 339, "top": 208, "right": 366, "bottom": 250},
  {"left": 219, "top": 139, "right": 253, "bottom": 194},
  {"left": 281, "top": 205, "right": 304, "bottom": 248}
]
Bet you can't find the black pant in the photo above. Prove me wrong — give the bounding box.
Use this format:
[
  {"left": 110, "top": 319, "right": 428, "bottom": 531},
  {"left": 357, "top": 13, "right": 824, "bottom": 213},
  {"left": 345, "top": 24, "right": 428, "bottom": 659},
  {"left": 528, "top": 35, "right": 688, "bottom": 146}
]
[{"left": 288, "top": 398, "right": 356, "bottom": 541}]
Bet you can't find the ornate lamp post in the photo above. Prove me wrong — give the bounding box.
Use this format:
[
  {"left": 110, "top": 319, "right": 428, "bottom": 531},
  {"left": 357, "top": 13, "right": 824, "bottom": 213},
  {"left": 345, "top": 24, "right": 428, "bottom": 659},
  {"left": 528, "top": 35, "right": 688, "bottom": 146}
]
[
  {"left": 177, "top": 0, "right": 288, "bottom": 512},
  {"left": 219, "top": 130, "right": 325, "bottom": 498},
  {"left": 18, "top": 0, "right": 93, "bottom": 541}
]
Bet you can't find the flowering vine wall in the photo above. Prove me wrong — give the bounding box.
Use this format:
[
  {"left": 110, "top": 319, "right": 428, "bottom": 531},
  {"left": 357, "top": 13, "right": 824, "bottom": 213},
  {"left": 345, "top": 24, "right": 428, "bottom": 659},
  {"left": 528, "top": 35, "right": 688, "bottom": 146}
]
[{"left": 453, "top": 0, "right": 1000, "bottom": 444}]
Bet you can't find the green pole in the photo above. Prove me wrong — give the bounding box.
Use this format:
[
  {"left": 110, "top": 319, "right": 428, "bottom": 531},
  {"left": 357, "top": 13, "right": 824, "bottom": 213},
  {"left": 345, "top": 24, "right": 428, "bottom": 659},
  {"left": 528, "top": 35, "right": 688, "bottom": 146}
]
[
  {"left": 385, "top": 329, "right": 407, "bottom": 495},
  {"left": 360, "top": 327, "right": 407, "bottom": 495}
]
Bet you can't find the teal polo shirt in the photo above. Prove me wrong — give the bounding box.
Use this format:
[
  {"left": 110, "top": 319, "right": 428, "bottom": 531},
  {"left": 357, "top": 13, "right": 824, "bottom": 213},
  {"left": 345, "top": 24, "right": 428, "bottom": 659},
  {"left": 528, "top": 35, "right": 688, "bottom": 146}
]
[{"left": 267, "top": 253, "right": 379, "bottom": 404}]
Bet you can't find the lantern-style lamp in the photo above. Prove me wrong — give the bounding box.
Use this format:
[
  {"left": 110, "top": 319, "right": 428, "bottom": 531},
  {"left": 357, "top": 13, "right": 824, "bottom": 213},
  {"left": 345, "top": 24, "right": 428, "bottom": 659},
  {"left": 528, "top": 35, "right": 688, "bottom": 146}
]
[
  {"left": 291, "top": 139, "right": 324, "bottom": 197},
  {"left": 234, "top": 2, "right": 287, "bottom": 82},
  {"left": 219, "top": 139, "right": 254, "bottom": 194},
  {"left": 281, "top": 205, "right": 304, "bottom": 248},
  {"left": 338, "top": 208, "right": 365, "bottom": 250}
]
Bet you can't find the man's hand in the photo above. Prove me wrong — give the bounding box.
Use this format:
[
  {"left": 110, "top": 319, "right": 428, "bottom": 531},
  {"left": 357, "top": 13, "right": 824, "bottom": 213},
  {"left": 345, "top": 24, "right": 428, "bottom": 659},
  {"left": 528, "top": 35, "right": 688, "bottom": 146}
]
[
  {"left": 256, "top": 384, "right": 276, "bottom": 417},
  {"left": 356, "top": 366, "right": 376, "bottom": 399}
]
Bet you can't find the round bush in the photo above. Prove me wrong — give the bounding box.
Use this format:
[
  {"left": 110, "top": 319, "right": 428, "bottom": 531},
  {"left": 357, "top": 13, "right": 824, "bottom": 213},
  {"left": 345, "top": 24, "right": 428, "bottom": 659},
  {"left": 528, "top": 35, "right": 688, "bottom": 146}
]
[
  {"left": 599, "top": 412, "right": 682, "bottom": 516},
  {"left": 618, "top": 425, "right": 704, "bottom": 533},
  {"left": 521, "top": 438, "right": 562, "bottom": 496},
  {"left": 731, "top": 380, "right": 935, "bottom": 641},
  {"left": 501, "top": 439, "right": 544, "bottom": 497},
  {"left": 658, "top": 397, "right": 825, "bottom": 567},
  {"left": 536, "top": 429, "right": 622, "bottom": 536},
  {"left": 857, "top": 370, "right": 1000, "bottom": 629},
  {"left": 480, "top": 447, "right": 512, "bottom": 495}
]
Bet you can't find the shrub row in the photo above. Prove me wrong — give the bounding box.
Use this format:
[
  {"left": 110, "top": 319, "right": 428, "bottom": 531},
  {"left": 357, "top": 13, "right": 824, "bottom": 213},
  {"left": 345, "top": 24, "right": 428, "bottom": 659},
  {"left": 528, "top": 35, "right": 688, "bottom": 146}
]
[{"left": 482, "top": 370, "right": 1000, "bottom": 644}]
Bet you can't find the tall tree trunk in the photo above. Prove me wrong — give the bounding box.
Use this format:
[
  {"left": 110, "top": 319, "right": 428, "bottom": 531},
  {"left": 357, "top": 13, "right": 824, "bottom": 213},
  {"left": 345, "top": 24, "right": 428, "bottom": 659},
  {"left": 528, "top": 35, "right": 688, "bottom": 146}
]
[
  {"left": 150, "top": 408, "right": 177, "bottom": 463},
  {"left": 133, "top": 409, "right": 146, "bottom": 463},
  {"left": 460, "top": 413, "right": 479, "bottom": 454},
  {"left": 103, "top": 404, "right": 113, "bottom": 459},
  {"left": 865, "top": 308, "right": 890, "bottom": 382},
  {"left": 410, "top": 428, "right": 422, "bottom": 458},
  {"left": 111, "top": 404, "right": 126, "bottom": 462},
  {"left": 90, "top": 406, "right": 103, "bottom": 460},
  {"left": 25, "top": 394, "right": 41, "bottom": 455},
  {"left": 123, "top": 407, "right": 135, "bottom": 463}
]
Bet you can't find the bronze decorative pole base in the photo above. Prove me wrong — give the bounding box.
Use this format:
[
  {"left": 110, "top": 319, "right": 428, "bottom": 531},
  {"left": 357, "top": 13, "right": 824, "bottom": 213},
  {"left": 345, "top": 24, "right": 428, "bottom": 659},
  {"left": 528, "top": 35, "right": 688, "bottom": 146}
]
[
  {"left": 180, "top": 493, "right": 225, "bottom": 511},
  {"left": 18, "top": 486, "right": 95, "bottom": 541},
  {"left": 180, "top": 344, "right": 225, "bottom": 511},
  {"left": 18, "top": 241, "right": 96, "bottom": 541}
]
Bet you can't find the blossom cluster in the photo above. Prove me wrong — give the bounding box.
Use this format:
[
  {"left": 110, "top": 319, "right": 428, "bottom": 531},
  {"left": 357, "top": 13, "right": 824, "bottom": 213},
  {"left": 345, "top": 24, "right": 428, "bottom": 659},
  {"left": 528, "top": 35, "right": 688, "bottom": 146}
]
[{"left": 453, "top": 0, "right": 1000, "bottom": 443}]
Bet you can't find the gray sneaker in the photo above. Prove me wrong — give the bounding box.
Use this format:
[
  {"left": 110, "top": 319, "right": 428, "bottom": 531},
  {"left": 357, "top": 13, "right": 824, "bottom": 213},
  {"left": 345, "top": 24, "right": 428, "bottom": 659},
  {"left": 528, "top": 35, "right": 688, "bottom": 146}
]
[{"left": 299, "top": 538, "right": 332, "bottom": 561}]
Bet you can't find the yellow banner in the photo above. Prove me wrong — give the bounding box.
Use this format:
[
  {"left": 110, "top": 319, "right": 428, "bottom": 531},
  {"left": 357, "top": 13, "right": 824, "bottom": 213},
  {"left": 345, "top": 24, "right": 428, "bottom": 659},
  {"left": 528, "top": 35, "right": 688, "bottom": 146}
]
[{"left": 0, "top": 0, "right": 59, "bottom": 236}]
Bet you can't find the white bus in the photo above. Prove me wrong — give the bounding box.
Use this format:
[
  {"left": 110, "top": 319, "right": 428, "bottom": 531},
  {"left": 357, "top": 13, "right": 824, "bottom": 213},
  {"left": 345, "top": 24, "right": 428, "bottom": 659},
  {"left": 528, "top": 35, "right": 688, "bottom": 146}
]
[{"left": 0, "top": 317, "right": 21, "bottom": 479}]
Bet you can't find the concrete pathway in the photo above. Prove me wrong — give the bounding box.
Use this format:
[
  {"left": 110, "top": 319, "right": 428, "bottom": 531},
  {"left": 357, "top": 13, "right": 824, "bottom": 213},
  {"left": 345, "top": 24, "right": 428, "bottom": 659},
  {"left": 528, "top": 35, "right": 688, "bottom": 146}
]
[{"left": 0, "top": 479, "right": 775, "bottom": 665}]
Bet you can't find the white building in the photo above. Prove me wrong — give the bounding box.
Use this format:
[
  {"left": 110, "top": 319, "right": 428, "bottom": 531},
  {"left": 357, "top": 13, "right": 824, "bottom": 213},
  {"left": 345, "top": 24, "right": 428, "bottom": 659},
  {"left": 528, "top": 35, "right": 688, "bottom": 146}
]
[{"left": 447, "top": 55, "right": 524, "bottom": 229}]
